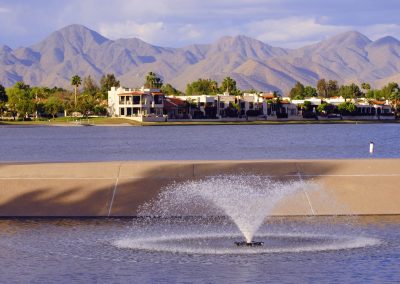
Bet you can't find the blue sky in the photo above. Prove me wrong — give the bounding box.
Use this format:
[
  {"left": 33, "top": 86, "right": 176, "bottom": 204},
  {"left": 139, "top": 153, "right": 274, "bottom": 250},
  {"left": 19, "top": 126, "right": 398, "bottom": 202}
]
[{"left": 0, "top": 0, "right": 399, "bottom": 48}]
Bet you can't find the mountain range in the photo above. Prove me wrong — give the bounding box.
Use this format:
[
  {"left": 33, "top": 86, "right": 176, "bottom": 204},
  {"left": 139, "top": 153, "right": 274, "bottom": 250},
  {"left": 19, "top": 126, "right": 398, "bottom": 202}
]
[{"left": 0, "top": 24, "right": 399, "bottom": 94}]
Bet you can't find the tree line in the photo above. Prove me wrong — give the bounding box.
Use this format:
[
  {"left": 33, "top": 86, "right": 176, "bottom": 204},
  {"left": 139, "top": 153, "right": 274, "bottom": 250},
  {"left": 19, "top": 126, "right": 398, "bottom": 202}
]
[
  {"left": 289, "top": 79, "right": 399, "bottom": 101},
  {"left": 0, "top": 74, "right": 120, "bottom": 120},
  {"left": 289, "top": 79, "right": 399, "bottom": 116},
  {"left": 0, "top": 70, "right": 398, "bottom": 120}
]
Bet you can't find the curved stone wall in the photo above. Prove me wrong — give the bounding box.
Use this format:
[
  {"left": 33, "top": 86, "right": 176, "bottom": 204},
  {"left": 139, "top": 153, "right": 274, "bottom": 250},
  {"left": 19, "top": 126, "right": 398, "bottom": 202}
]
[{"left": 0, "top": 159, "right": 399, "bottom": 216}]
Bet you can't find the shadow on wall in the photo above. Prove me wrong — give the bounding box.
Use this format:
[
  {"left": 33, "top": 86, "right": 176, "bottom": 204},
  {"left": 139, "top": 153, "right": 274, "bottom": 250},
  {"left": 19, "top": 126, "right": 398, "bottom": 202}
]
[{"left": 0, "top": 161, "right": 340, "bottom": 217}]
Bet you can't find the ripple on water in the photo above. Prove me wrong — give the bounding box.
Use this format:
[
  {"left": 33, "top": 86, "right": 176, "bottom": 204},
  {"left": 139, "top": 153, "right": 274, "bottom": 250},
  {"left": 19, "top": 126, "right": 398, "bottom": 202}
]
[{"left": 114, "top": 232, "right": 381, "bottom": 255}]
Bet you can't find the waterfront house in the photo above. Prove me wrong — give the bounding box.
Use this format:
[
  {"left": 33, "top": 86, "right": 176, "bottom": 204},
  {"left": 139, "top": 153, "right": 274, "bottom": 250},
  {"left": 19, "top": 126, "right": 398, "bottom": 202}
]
[
  {"left": 108, "top": 86, "right": 165, "bottom": 121},
  {"left": 164, "top": 97, "right": 190, "bottom": 119},
  {"left": 354, "top": 99, "right": 393, "bottom": 118}
]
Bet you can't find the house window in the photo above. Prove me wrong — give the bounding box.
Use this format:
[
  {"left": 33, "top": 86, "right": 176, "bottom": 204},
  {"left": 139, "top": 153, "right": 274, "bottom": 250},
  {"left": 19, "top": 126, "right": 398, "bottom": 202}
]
[
  {"left": 154, "top": 95, "right": 163, "bottom": 104},
  {"left": 133, "top": 96, "right": 141, "bottom": 104},
  {"left": 120, "top": 108, "right": 125, "bottom": 116}
]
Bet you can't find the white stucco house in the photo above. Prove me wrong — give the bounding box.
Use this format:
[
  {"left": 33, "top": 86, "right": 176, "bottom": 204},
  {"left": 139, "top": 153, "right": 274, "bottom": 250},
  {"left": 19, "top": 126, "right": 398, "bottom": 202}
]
[{"left": 108, "top": 86, "right": 165, "bottom": 121}]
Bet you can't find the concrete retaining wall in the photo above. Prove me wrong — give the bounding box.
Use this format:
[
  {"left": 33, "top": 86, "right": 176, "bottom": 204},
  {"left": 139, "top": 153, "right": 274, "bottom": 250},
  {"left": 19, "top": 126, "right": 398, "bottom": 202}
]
[{"left": 1, "top": 159, "right": 399, "bottom": 216}]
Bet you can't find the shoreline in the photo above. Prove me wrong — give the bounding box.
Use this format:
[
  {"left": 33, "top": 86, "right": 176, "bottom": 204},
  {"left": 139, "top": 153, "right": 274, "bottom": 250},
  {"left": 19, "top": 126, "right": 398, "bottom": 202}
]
[{"left": 1, "top": 118, "right": 399, "bottom": 127}]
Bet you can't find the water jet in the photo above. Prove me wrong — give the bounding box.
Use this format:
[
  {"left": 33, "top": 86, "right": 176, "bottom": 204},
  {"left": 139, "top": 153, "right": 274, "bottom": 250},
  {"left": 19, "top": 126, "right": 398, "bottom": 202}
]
[{"left": 119, "top": 175, "right": 381, "bottom": 255}]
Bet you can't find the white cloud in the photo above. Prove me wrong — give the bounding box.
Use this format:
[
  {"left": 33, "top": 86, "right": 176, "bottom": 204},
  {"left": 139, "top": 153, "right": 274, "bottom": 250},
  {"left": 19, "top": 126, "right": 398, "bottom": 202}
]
[
  {"left": 242, "top": 17, "right": 352, "bottom": 47},
  {"left": 213, "top": 17, "right": 400, "bottom": 48},
  {"left": 0, "top": 6, "right": 10, "bottom": 13},
  {"left": 177, "top": 24, "right": 203, "bottom": 40},
  {"left": 359, "top": 24, "right": 400, "bottom": 41},
  {"left": 1, "top": 0, "right": 400, "bottom": 48},
  {"left": 99, "top": 21, "right": 165, "bottom": 42},
  {"left": 98, "top": 20, "right": 207, "bottom": 47}
]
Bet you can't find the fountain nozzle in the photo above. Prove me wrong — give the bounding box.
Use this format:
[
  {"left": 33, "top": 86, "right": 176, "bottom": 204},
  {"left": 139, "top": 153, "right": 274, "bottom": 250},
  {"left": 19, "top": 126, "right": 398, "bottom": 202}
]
[{"left": 235, "top": 241, "right": 264, "bottom": 247}]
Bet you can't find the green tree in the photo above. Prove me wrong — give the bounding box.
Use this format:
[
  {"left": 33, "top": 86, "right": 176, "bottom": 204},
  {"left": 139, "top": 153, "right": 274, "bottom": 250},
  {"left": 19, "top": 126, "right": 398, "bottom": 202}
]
[
  {"left": 0, "top": 84, "right": 7, "bottom": 119},
  {"left": 338, "top": 83, "right": 362, "bottom": 100},
  {"left": 186, "top": 78, "right": 219, "bottom": 95},
  {"left": 220, "top": 77, "right": 241, "bottom": 96},
  {"left": 361, "top": 82, "right": 371, "bottom": 93},
  {"left": 302, "top": 100, "right": 312, "bottom": 111},
  {"left": 289, "top": 81, "right": 305, "bottom": 99},
  {"left": 381, "top": 82, "right": 399, "bottom": 99},
  {"left": 44, "top": 95, "right": 64, "bottom": 119},
  {"left": 71, "top": 75, "right": 82, "bottom": 109},
  {"left": 317, "top": 103, "right": 328, "bottom": 114},
  {"left": 327, "top": 80, "right": 339, "bottom": 97},
  {"left": 76, "top": 93, "right": 96, "bottom": 117},
  {"left": 30, "top": 86, "right": 52, "bottom": 118},
  {"left": 389, "top": 87, "right": 400, "bottom": 118},
  {"left": 0, "top": 84, "right": 7, "bottom": 103},
  {"left": 144, "top": 71, "right": 163, "bottom": 88},
  {"left": 338, "top": 102, "right": 357, "bottom": 115},
  {"left": 304, "top": 86, "right": 317, "bottom": 98},
  {"left": 82, "top": 75, "right": 99, "bottom": 96},
  {"left": 317, "top": 79, "right": 327, "bottom": 97},
  {"left": 318, "top": 102, "right": 335, "bottom": 115},
  {"left": 365, "top": 89, "right": 381, "bottom": 99},
  {"left": 221, "top": 76, "right": 235, "bottom": 92},
  {"left": 15, "top": 81, "right": 30, "bottom": 91},
  {"left": 161, "top": 83, "right": 182, "bottom": 96},
  {"left": 100, "top": 73, "right": 120, "bottom": 99},
  {"left": 6, "top": 82, "right": 35, "bottom": 120},
  {"left": 30, "top": 86, "right": 51, "bottom": 101},
  {"left": 62, "top": 93, "right": 76, "bottom": 116}
]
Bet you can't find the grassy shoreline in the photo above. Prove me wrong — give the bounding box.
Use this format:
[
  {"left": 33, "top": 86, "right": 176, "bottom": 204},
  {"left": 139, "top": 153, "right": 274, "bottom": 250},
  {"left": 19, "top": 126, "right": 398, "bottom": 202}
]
[{"left": 1, "top": 117, "right": 399, "bottom": 126}]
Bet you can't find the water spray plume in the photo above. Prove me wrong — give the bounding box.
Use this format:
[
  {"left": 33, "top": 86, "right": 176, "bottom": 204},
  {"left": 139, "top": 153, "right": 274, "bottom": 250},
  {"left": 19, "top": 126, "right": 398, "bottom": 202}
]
[{"left": 140, "top": 175, "right": 318, "bottom": 243}]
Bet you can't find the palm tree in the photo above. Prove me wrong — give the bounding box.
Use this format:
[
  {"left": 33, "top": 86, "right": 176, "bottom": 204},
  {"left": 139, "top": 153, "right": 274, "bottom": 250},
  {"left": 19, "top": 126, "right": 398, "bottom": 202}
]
[
  {"left": 144, "top": 72, "right": 163, "bottom": 88},
  {"left": 71, "top": 75, "right": 82, "bottom": 109}
]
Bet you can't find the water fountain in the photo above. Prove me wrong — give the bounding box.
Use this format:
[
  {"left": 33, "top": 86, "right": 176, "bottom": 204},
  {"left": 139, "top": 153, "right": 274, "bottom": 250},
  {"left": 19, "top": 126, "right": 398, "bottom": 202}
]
[
  {"left": 115, "top": 175, "right": 380, "bottom": 254},
  {"left": 140, "top": 175, "right": 313, "bottom": 244}
]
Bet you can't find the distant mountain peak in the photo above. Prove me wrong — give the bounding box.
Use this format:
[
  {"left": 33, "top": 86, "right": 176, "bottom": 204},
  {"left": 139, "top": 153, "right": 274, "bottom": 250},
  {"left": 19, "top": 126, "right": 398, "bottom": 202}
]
[
  {"left": 328, "top": 31, "right": 372, "bottom": 46},
  {"left": 372, "top": 36, "right": 400, "bottom": 46},
  {"left": 216, "top": 34, "right": 269, "bottom": 46},
  {"left": 46, "top": 24, "right": 110, "bottom": 46},
  {"left": 211, "top": 34, "right": 287, "bottom": 59},
  {"left": 0, "top": 45, "right": 12, "bottom": 53}
]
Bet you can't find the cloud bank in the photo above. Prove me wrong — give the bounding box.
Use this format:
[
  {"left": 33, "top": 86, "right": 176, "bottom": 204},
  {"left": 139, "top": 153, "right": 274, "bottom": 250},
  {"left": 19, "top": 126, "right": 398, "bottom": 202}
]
[{"left": 0, "top": 0, "right": 399, "bottom": 48}]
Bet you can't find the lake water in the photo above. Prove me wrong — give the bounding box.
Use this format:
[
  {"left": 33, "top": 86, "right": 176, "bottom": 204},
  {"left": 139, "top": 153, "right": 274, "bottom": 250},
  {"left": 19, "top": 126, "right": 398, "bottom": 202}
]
[
  {"left": 0, "top": 216, "right": 399, "bottom": 283},
  {"left": 1, "top": 124, "right": 399, "bottom": 162},
  {"left": 2, "top": 124, "right": 400, "bottom": 283}
]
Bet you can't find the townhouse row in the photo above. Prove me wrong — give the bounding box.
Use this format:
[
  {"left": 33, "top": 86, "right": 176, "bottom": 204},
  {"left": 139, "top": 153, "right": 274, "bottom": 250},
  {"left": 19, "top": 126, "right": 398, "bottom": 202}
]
[{"left": 108, "top": 86, "right": 394, "bottom": 121}]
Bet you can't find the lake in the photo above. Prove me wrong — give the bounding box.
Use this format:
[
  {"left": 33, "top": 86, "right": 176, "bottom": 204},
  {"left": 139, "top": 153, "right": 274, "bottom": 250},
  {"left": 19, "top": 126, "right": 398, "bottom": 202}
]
[
  {"left": 2, "top": 124, "right": 400, "bottom": 283},
  {"left": 0, "top": 216, "right": 399, "bottom": 283},
  {"left": 0, "top": 124, "right": 399, "bottom": 162}
]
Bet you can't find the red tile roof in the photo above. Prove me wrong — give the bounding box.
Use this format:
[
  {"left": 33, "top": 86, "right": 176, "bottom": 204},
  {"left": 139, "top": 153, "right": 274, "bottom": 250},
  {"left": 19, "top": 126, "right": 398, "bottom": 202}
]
[
  {"left": 164, "top": 97, "right": 186, "bottom": 108},
  {"left": 372, "top": 100, "right": 386, "bottom": 105},
  {"left": 261, "top": 94, "right": 274, "bottom": 99}
]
